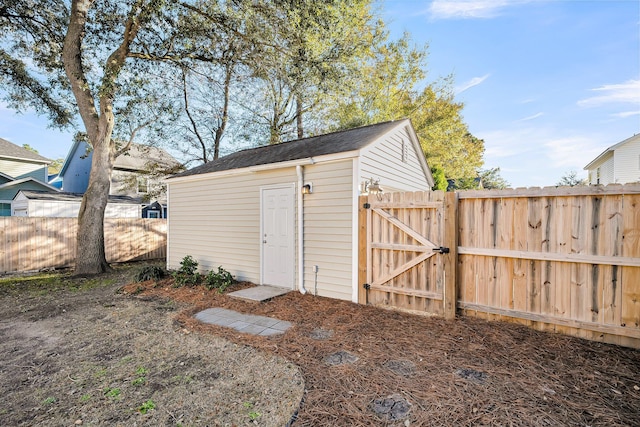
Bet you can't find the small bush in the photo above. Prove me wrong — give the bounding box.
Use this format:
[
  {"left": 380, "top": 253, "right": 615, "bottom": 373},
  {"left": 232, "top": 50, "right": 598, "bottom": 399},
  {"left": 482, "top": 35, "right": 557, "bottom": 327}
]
[
  {"left": 134, "top": 265, "right": 166, "bottom": 282},
  {"left": 203, "top": 266, "right": 235, "bottom": 292},
  {"left": 172, "top": 255, "right": 201, "bottom": 287}
]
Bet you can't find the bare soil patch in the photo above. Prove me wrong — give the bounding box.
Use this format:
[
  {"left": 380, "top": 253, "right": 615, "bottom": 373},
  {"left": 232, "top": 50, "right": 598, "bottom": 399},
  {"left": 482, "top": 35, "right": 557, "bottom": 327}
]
[
  {"left": 125, "top": 279, "right": 640, "bottom": 427},
  {"left": 0, "top": 264, "right": 303, "bottom": 427}
]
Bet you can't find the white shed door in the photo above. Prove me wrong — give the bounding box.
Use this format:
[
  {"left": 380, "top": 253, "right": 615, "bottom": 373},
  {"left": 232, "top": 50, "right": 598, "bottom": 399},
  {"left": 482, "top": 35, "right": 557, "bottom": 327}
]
[{"left": 261, "top": 186, "right": 294, "bottom": 288}]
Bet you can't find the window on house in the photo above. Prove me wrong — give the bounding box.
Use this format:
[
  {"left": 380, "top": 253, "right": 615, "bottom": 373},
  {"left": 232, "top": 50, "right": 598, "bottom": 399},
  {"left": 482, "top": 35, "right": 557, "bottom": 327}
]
[
  {"left": 596, "top": 168, "right": 601, "bottom": 184},
  {"left": 147, "top": 210, "right": 160, "bottom": 219},
  {"left": 0, "top": 203, "right": 11, "bottom": 217},
  {"left": 137, "top": 177, "right": 149, "bottom": 194}
]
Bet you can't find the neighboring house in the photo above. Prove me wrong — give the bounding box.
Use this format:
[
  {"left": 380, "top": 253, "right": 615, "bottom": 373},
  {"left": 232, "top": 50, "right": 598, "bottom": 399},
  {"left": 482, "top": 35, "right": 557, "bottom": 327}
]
[
  {"left": 167, "top": 119, "right": 434, "bottom": 302},
  {"left": 584, "top": 134, "right": 640, "bottom": 185},
  {"left": 0, "top": 138, "right": 59, "bottom": 216},
  {"left": 12, "top": 190, "right": 141, "bottom": 218},
  {"left": 59, "top": 141, "right": 181, "bottom": 218}
]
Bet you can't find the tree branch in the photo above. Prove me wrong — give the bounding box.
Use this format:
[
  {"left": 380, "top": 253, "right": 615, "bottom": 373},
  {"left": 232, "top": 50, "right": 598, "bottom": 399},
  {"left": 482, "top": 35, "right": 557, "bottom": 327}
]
[{"left": 62, "top": 0, "right": 99, "bottom": 142}]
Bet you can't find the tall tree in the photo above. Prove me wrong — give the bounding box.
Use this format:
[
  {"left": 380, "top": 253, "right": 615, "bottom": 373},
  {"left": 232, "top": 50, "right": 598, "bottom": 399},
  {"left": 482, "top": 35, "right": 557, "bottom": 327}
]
[
  {"left": 1, "top": 0, "right": 199, "bottom": 273},
  {"left": 328, "top": 33, "right": 485, "bottom": 181},
  {"left": 239, "top": 0, "right": 379, "bottom": 144}
]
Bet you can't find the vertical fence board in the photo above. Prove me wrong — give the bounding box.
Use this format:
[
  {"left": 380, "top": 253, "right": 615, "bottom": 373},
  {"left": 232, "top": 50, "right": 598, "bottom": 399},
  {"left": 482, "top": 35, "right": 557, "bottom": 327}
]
[{"left": 620, "top": 194, "right": 640, "bottom": 346}]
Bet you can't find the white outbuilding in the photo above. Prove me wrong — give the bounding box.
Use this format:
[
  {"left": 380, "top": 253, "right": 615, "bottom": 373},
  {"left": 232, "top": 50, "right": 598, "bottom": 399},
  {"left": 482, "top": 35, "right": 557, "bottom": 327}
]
[
  {"left": 12, "top": 190, "right": 141, "bottom": 218},
  {"left": 166, "top": 119, "right": 434, "bottom": 302}
]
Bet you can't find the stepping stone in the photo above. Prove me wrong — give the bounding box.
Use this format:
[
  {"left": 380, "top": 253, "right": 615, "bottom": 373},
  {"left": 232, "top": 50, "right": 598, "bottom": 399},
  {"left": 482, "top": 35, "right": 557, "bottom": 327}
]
[
  {"left": 195, "top": 307, "right": 292, "bottom": 336},
  {"left": 383, "top": 359, "right": 416, "bottom": 377},
  {"left": 309, "top": 328, "right": 334, "bottom": 340},
  {"left": 455, "top": 368, "right": 488, "bottom": 384},
  {"left": 228, "top": 285, "right": 291, "bottom": 302},
  {"left": 325, "top": 350, "right": 358, "bottom": 366},
  {"left": 370, "top": 394, "right": 411, "bottom": 421}
]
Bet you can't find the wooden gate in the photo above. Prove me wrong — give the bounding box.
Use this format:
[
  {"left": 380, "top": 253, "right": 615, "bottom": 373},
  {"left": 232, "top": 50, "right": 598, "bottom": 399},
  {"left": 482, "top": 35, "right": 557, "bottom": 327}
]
[{"left": 358, "top": 191, "right": 458, "bottom": 319}]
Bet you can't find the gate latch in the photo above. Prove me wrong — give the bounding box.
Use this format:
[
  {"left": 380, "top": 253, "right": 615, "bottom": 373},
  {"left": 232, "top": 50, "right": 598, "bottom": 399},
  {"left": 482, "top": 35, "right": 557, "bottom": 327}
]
[{"left": 432, "top": 246, "right": 450, "bottom": 254}]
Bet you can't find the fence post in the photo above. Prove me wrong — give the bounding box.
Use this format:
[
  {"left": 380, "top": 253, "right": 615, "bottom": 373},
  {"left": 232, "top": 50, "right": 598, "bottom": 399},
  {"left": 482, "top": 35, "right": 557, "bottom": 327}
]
[
  {"left": 358, "top": 195, "right": 368, "bottom": 305},
  {"left": 443, "top": 191, "right": 459, "bottom": 319}
]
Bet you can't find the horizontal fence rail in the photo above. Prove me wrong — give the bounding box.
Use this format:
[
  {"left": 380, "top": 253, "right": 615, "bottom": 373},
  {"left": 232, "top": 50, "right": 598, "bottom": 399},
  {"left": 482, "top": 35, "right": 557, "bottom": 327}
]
[
  {"left": 0, "top": 217, "right": 167, "bottom": 273},
  {"left": 361, "top": 183, "right": 640, "bottom": 349}
]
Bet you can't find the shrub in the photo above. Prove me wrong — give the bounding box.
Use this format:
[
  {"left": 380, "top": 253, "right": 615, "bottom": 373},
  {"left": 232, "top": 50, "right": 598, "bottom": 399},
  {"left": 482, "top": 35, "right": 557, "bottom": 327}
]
[
  {"left": 204, "top": 266, "right": 235, "bottom": 292},
  {"left": 134, "top": 265, "right": 166, "bottom": 282},
  {"left": 172, "top": 255, "right": 201, "bottom": 287}
]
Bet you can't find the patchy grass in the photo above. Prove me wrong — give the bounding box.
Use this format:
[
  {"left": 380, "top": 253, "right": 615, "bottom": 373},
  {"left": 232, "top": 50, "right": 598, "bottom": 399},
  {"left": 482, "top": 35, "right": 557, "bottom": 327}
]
[{"left": 0, "top": 262, "right": 303, "bottom": 427}]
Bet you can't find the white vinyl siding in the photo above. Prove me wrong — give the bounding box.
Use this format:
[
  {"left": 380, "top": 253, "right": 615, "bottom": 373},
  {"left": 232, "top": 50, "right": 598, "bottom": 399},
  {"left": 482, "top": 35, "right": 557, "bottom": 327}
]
[
  {"left": 614, "top": 140, "right": 640, "bottom": 183},
  {"left": 600, "top": 158, "right": 614, "bottom": 185},
  {"left": 167, "top": 169, "right": 298, "bottom": 283},
  {"left": 0, "top": 159, "right": 47, "bottom": 182},
  {"left": 11, "top": 193, "right": 140, "bottom": 217},
  {"left": 302, "top": 160, "right": 353, "bottom": 301},
  {"left": 359, "top": 125, "right": 429, "bottom": 193}
]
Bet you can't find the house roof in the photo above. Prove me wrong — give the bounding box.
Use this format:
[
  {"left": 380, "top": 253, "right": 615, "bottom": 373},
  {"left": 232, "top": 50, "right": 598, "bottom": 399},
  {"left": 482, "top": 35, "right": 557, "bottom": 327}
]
[
  {"left": 15, "top": 190, "right": 141, "bottom": 204},
  {"left": 114, "top": 144, "right": 181, "bottom": 172},
  {"left": 0, "top": 177, "right": 60, "bottom": 192},
  {"left": 172, "top": 120, "right": 411, "bottom": 179},
  {"left": 0, "top": 138, "right": 51, "bottom": 163},
  {"left": 59, "top": 141, "right": 180, "bottom": 177},
  {"left": 584, "top": 134, "right": 640, "bottom": 170}
]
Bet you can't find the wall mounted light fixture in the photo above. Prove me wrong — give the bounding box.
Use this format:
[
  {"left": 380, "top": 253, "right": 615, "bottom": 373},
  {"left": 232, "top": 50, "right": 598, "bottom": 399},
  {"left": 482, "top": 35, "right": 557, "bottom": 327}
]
[
  {"left": 302, "top": 183, "right": 313, "bottom": 194},
  {"left": 362, "top": 177, "right": 384, "bottom": 200}
]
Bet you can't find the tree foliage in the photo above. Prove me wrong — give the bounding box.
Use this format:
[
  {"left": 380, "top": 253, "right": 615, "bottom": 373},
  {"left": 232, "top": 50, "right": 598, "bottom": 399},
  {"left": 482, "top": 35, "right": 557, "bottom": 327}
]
[
  {"left": 557, "top": 170, "right": 588, "bottom": 187},
  {"left": 430, "top": 165, "right": 448, "bottom": 191},
  {"left": 326, "top": 33, "right": 485, "bottom": 181},
  {"left": 1, "top": 0, "right": 488, "bottom": 273}
]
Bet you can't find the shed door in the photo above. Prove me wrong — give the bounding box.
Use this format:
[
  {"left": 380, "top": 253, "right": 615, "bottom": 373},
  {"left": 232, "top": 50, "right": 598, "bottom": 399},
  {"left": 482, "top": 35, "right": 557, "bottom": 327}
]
[{"left": 261, "top": 186, "right": 295, "bottom": 288}]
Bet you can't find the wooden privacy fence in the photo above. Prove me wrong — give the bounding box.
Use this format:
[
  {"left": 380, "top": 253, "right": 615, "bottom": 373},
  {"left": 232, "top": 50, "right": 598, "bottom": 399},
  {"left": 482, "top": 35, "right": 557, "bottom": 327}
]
[
  {"left": 0, "top": 217, "right": 167, "bottom": 273},
  {"left": 359, "top": 184, "right": 640, "bottom": 348}
]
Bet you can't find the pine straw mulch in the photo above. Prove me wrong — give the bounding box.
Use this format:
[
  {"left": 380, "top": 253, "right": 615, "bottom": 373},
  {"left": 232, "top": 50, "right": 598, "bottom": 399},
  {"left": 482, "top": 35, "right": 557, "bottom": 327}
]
[{"left": 123, "top": 280, "right": 640, "bottom": 426}]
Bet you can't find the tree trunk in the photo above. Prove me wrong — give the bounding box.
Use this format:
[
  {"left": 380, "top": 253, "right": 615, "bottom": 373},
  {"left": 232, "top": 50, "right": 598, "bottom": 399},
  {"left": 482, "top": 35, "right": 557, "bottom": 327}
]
[
  {"left": 62, "top": 0, "right": 142, "bottom": 274},
  {"left": 75, "top": 136, "right": 114, "bottom": 274},
  {"left": 296, "top": 96, "right": 303, "bottom": 139}
]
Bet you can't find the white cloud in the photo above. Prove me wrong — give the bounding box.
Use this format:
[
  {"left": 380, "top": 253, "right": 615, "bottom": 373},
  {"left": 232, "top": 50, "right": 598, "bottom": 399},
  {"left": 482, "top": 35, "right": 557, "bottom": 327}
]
[
  {"left": 542, "top": 136, "right": 605, "bottom": 169},
  {"left": 577, "top": 79, "right": 640, "bottom": 108},
  {"left": 428, "top": 0, "right": 530, "bottom": 20},
  {"left": 516, "top": 112, "right": 544, "bottom": 122},
  {"left": 476, "top": 128, "right": 538, "bottom": 159},
  {"left": 455, "top": 74, "right": 490, "bottom": 94},
  {"left": 611, "top": 110, "right": 640, "bottom": 119}
]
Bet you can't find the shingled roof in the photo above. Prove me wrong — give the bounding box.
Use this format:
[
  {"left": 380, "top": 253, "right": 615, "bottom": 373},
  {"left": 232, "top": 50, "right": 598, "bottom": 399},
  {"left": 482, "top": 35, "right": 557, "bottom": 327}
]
[
  {"left": 171, "top": 120, "right": 407, "bottom": 179},
  {"left": 0, "top": 138, "right": 51, "bottom": 163},
  {"left": 115, "top": 144, "right": 181, "bottom": 171}
]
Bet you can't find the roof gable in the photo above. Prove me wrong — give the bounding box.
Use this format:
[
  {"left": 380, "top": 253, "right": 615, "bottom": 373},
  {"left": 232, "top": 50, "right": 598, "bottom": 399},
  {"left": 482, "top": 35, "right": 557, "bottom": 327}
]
[
  {"left": 60, "top": 141, "right": 180, "bottom": 177},
  {"left": 115, "top": 144, "right": 181, "bottom": 171},
  {"left": 0, "top": 138, "right": 51, "bottom": 163},
  {"left": 0, "top": 177, "right": 59, "bottom": 192},
  {"left": 584, "top": 134, "right": 640, "bottom": 170},
  {"left": 172, "top": 120, "right": 410, "bottom": 179}
]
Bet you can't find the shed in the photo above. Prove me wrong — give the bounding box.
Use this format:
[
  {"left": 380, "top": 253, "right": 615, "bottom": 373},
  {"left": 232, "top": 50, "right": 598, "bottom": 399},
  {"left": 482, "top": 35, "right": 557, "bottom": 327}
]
[
  {"left": 13, "top": 190, "right": 141, "bottom": 218},
  {"left": 167, "top": 119, "right": 434, "bottom": 302}
]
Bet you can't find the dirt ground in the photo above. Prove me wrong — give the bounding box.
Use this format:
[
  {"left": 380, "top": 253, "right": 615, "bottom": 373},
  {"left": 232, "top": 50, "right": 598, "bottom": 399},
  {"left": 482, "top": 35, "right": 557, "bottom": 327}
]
[
  {"left": 0, "top": 263, "right": 303, "bottom": 427},
  {"left": 1, "top": 263, "right": 639, "bottom": 426}
]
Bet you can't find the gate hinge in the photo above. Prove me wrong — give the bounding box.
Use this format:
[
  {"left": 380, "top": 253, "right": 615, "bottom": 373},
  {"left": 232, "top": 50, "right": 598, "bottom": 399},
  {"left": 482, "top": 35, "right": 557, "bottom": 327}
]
[
  {"left": 432, "top": 246, "right": 450, "bottom": 254},
  {"left": 363, "top": 203, "right": 371, "bottom": 209},
  {"left": 363, "top": 283, "right": 370, "bottom": 290}
]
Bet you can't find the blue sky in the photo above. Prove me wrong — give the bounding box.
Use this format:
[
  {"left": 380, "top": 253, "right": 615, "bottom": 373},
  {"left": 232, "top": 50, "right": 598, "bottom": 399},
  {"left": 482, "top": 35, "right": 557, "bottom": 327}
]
[
  {"left": 383, "top": 0, "right": 640, "bottom": 187},
  {"left": 1, "top": 0, "right": 639, "bottom": 188}
]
